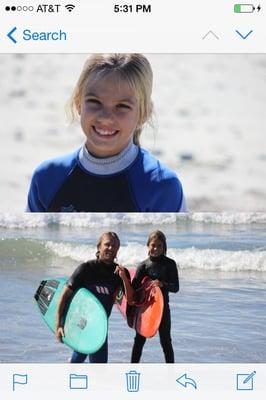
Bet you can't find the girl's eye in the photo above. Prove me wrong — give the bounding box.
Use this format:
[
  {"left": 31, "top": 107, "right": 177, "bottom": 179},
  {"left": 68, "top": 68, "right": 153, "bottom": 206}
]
[
  {"left": 116, "top": 103, "right": 130, "bottom": 110},
  {"left": 87, "top": 99, "right": 101, "bottom": 105}
]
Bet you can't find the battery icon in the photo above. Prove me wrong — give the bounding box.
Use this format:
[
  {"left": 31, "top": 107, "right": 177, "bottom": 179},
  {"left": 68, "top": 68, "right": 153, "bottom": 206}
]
[{"left": 234, "top": 4, "right": 255, "bottom": 13}]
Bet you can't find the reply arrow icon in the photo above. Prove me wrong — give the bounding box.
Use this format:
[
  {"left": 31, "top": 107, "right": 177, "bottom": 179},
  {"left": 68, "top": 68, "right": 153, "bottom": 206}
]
[{"left": 176, "top": 373, "right": 197, "bottom": 389}]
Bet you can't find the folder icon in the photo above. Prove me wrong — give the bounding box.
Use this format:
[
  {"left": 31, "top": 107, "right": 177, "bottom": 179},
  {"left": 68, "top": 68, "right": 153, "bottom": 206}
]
[{"left": 69, "top": 373, "right": 88, "bottom": 389}]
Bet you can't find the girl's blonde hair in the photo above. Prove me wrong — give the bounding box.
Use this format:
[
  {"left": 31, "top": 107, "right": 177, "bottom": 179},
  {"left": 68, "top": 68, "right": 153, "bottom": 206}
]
[
  {"left": 67, "top": 53, "right": 153, "bottom": 146},
  {"left": 95, "top": 232, "right": 120, "bottom": 259}
]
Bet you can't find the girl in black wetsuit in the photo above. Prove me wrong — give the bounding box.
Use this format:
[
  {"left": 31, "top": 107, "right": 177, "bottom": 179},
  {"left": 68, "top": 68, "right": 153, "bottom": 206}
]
[
  {"left": 56, "top": 231, "right": 134, "bottom": 363},
  {"left": 130, "top": 230, "right": 179, "bottom": 363}
]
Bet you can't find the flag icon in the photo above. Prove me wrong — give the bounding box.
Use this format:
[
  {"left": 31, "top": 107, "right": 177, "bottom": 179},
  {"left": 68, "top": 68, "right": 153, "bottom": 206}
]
[{"left": 13, "top": 373, "right": 28, "bottom": 391}]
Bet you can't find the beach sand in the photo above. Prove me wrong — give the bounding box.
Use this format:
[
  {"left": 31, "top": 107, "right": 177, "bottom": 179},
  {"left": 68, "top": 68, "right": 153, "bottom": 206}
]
[{"left": 0, "top": 54, "right": 266, "bottom": 211}]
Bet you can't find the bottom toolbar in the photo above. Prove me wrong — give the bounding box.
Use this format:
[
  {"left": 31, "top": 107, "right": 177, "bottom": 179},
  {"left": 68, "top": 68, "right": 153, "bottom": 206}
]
[{"left": 0, "top": 364, "right": 265, "bottom": 399}]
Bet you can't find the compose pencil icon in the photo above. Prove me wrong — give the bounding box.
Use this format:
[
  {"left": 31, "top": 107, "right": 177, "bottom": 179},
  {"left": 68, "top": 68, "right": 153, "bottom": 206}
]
[
  {"left": 243, "top": 371, "right": 256, "bottom": 384},
  {"left": 236, "top": 371, "right": 256, "bottom": 391}
]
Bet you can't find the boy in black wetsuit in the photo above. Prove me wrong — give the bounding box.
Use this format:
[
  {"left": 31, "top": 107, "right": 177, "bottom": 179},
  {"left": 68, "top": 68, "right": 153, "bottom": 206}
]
[
  {"left": 131, "top": 230, "right": 179, "bottom": 363},
  {"left": 56, "top": 231, "right": 133, "bottom": 363}
]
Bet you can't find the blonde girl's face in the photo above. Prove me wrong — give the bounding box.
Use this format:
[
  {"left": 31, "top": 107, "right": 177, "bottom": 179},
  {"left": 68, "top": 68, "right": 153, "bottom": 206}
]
[
  {"left": 77, "top": 72, "right": 139, "bottom": 157},
  {"left": 98, "top": 234, "right": 120, "bottom": 264},
  {"left": 148, "top": 238, "right": 164, "bottom": 258}
]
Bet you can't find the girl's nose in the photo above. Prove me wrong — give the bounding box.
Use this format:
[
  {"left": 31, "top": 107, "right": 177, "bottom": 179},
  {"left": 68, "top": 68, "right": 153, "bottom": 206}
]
[{"left": 98, "top": 107, "right": 113, "bottom": 121}]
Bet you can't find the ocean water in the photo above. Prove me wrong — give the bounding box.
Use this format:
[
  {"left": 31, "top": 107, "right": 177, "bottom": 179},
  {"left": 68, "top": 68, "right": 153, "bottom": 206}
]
[{"left": 0, "top": 213, "right": 266, "bottom": 363}]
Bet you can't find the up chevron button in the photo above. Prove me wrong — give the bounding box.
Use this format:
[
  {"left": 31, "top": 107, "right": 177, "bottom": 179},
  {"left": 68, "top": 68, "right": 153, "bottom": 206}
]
[
  {"left": 235, "top": 30, "right": 253, "bottom": 39},
  {"left": 202, "top": 30, "right": 219, "bottom": 40}
]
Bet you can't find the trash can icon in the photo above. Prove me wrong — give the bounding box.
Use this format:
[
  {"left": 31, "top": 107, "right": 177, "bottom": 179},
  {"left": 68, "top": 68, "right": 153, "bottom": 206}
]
[{"left": 126, "top": 370, "right": 141, "bottom": 392}]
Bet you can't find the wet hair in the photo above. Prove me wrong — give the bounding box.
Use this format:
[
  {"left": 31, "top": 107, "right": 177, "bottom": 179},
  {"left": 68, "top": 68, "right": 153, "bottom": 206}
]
[
  {"left": 95, "top": 231, "right": 120, "bottom": 259},
  {"left": 67, "top": 53, "right": 153, "bottom": 146},
  {"left": 147, "top": 230, "right": 167, "bottom": 254}
]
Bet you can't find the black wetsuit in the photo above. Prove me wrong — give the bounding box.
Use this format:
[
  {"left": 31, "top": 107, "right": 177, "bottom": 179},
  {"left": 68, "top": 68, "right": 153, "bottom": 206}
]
[
  {"left": 130, "top": 254, "right": 179, "bottom": 363},
  {"left": 67, "top": 259, "right": 125, "bottom": 363}
]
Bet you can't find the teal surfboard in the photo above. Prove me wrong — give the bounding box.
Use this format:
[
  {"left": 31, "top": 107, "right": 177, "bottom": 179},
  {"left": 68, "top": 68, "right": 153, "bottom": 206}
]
[{"left": 34, "top": 278, "right": 108, "bottom": 354}]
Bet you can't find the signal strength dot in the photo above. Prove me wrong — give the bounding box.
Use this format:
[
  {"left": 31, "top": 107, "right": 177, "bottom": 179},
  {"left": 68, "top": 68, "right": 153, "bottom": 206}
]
[{"left": 65, "top": 4, "right": 75, "bottom": 12}]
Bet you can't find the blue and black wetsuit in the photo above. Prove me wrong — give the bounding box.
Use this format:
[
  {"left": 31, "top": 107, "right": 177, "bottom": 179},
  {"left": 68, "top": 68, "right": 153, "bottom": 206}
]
[
  {"left": 66, "top": 259, "right": 127, "bottom": 363},
  {"left": 27, "top": 142, "right": 187, "bottom": 212},
  {"left": 130, "top": 254, "right": 179, "bottom": 363}
]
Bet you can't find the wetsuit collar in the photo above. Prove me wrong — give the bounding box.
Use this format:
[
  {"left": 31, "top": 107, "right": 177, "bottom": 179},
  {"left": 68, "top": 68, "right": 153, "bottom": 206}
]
[
  {"left": 149, "top": 254, "right": 165, "bottom": 262},
  {"left": 78, "top": 140, "right": 139, "bottom": 175},
  {"left": 97, "top": 258, "right": 116, "bottom": 267}
]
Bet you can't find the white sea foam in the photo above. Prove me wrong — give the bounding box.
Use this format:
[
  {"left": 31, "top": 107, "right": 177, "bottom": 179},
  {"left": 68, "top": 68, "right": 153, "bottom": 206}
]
[
  {"left": 170, "top": 247, "right": 266, "bottom": 272},
  {"left": 44, "top": 241, "right": 146, "bottom": 266},
  {"left": 45, "top": 241, "right": 266, "bottom": 272},
  {"left": 45, "top": 241, "right": 96, "bottom": 262},
  {"left": 0, "top": 212, "right": 177, "bottom": 229},
  {"left": 188, "top": 212, "right": 266, "bottom": 225},
  {"left": 1, "top": 212, "right": 266, "bottom": 229}
]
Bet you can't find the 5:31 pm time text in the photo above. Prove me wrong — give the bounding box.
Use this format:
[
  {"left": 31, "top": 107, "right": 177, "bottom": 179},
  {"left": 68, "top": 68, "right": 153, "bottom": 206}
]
[{"left": 114, "top": 4, "right": 152, "bottom": 13}]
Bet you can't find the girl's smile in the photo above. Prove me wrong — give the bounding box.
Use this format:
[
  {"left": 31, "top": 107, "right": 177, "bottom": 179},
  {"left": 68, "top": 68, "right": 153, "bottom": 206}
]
[
  {"left": 148, "top": 239, "right": 164, "bottom": 257},
  {"left": 92, "top": 126, "right": 119, "bottom": 137},
  {"left": 77, "top": 72, "right": 139, "bottom": 158}
]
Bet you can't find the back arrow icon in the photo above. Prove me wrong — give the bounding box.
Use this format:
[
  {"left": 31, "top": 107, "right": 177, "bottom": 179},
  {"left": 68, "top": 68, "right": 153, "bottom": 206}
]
[
  {"left": 7, "top": 27, "right": 17, "bottom": 43},
  {"left": 176, "top": 374, "right": 197, "bottom": 389}
]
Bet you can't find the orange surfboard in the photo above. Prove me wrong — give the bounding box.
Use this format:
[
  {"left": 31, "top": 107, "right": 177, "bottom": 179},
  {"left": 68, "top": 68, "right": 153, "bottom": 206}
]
[
  {"left": 116, "top": 270, "right": 164, "bottom": 338},
  {"left": 130, "top": 276, "right": 164, "bottom": 338}
]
